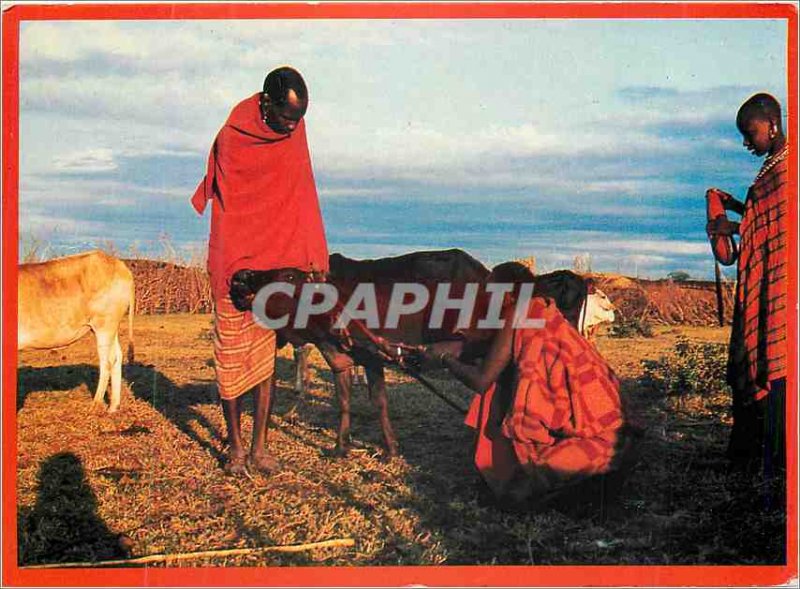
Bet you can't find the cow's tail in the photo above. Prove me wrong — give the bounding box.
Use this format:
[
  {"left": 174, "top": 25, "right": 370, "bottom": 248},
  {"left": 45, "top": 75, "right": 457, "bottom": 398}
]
[{"left": 127, "top": 282, "right": 135, "bottom": 364}]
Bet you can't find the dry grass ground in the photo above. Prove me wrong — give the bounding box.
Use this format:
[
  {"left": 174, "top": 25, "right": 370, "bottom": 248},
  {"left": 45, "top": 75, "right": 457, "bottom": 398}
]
[{"left": 16, "top": 316, "right": 786, "bottom": 567}]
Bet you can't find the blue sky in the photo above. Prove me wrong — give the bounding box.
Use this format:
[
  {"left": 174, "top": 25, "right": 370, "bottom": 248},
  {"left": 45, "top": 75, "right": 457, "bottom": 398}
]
[{"left": 17, "top": 17, "right": 788, "bottom": 278}]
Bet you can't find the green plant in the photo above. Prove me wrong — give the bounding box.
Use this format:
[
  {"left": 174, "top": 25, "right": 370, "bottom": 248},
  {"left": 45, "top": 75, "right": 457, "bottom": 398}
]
[
  {"left": 666, "top": 270, "right": 691, "bottom": 282},
  {"left": 609, "top": 316, "right": 654, "bottom": 338},
  {"left": 641, "top": 336, "right": 728, "bottom": 397}
]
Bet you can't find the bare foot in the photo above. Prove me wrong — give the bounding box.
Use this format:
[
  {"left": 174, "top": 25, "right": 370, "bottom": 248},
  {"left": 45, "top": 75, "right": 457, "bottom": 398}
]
[
  {"left": 249, "top": 453, "right": 280, "bottom": 475},
  {"left": 223, "top": 452, "right": 247, "bottom": 476},
  {"left": 327, "top": 445, "right": 349, "bottom": 459},
  {"left": 377, "top": 450, "right": 399, "bottom": 464}
]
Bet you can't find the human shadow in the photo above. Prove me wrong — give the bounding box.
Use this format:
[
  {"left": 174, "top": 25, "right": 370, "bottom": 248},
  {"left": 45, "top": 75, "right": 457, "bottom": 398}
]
[{"left": 18, "top": 452, "right": 126, "bottom": 566}]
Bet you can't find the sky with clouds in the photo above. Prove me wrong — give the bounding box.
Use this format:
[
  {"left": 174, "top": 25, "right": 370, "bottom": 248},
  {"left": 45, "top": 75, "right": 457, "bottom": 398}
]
[{"left": 17, "top": 17, "right": 788, "bottom": 278}]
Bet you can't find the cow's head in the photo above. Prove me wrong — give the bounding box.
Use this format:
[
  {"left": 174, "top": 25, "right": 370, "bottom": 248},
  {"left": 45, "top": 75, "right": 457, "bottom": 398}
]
[
  {"left": 580, "top": 282, "right": 616, "bottom": 337},
  {"left": 229, "top": 268, "right": 326, "bottom": 314}
]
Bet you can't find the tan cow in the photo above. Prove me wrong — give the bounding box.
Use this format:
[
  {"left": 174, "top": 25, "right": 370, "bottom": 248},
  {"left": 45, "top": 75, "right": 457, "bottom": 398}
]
[{"left": 18, "top": 250, "right": 135, "bottom": 412}]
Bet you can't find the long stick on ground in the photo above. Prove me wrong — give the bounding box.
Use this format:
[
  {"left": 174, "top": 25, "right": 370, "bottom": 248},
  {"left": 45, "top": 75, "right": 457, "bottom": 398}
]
[{"left": 21, "top": 538, "right": 355, "bottom": 569}]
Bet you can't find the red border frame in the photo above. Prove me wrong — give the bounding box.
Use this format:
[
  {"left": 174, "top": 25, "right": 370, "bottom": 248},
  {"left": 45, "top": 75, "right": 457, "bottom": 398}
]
[{"left": 2, "top": 3, "right": 797, "bottom": 587}]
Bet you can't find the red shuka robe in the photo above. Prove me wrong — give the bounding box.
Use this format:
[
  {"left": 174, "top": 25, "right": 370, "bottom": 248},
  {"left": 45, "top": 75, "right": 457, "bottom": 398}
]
[{"left": 192, "top": 93, "right": 329, "bottom": 302}]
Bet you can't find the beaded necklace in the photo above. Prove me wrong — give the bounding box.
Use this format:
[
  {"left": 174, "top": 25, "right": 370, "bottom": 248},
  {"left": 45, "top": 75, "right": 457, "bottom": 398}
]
[{"left": 754, "top": 144, "right": 789, "bottom": 183}]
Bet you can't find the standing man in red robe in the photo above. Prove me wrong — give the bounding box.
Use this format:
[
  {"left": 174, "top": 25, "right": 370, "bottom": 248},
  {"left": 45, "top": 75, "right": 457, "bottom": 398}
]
[
  {"left": 191, "top": 67, "right": 329, "bottom": 475},
  {"left": 706, "top": 93, "right": 789, "bottom": 480}
]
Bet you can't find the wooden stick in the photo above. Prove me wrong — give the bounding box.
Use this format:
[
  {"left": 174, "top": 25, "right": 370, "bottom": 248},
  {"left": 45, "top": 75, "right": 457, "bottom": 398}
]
[
  {"left": 714, "top": 261, "right": 725, "bottom": 326},
  {"left": 21, "top": 538, "right": 355, "bottom": 569}
]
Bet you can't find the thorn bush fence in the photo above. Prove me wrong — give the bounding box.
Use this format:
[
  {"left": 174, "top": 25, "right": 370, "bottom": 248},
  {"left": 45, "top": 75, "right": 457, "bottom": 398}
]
[
  {"left": 122, "top": 258, "right": 735, "bottom": 325},
  {"left": 124, "top": 259, "right": 212, "bottom": 314}
]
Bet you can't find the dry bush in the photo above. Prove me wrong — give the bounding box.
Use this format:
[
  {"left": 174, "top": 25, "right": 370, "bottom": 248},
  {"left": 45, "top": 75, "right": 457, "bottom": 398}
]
[
  {"left": 572, "top": 252, "right": 593, "bottom": 274},
  {"left": 125, "top": 259, "right": 212, "bottom": 314},
  {"left": 20, "top": 233, "right": 54, "bottom": 263},
  {"left": 597, "top": 275, "right": 736, "bottom": 328}
]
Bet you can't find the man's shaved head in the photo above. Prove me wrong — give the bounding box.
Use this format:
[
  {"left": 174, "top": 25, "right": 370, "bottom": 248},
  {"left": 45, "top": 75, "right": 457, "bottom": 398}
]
[
  {"left": 260, "top": 66, "right": 309, "bottom": 135},
  {"left": 737, "top": 93, "right": 782, "bottom": 128},
  {"left": 489, "top": 262, "right": 535, "bottom": 285},
  {"left": 263, "top": 67, "right": 308, "bottom": 107},
  {"left": 735, "top": 92, "right": 785, "bottom": 158}
]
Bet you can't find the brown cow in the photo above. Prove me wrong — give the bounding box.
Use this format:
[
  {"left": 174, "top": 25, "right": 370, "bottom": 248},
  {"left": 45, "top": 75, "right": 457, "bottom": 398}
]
[
  {"left": 18, "top": 250, "right": 135, "bottom": 413},
  {"left": 232, "top": 249, "right": 489, "bottom": 457},
  {"left": 233, "top": 252, "right": 604, "bottom": 459}
]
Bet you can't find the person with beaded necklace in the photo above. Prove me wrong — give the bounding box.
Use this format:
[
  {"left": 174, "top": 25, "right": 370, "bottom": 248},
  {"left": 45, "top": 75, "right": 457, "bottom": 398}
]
[{"left": 706, "top": 92, "right": 789, "bottom": 480}]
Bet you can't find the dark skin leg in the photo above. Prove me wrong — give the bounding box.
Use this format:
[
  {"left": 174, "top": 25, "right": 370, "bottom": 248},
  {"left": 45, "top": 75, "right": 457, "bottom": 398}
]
[
  {"left": 365, "top": 363, "right": 398, "bottom": 458},
  {"left": 221, "top": 395, "right": 247, "bottom": 474},
  {"left": 314, "top": 343, "right": 357, "bottom": 457},
  {"left": 250, "top": 376, "right": 280, "bottom": 474}
]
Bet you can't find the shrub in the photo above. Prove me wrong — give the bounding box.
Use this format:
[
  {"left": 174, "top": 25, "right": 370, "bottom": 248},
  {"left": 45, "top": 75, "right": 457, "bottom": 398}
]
[
  {"left": 667, "top": 270, "right": 691, "bottom": 282},
  {"left": 609, "top": 316, "right": 654, "bottom": 338},
  {"left": 641, "top": 336, "right": 728, "bottom": 398},
  {"left": 20, "top": 233, "right": 52, "bottom": 263},
  {"left": 572, "top": 252, "right": 593, "bottom": 274}
]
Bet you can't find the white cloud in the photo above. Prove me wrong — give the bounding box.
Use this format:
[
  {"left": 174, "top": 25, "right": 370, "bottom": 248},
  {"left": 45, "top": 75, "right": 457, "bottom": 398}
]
[
  {"left": 14, "top": 18, "right": 786, "bottom": 277},
  {"left": 320, "top": 186, "right": 398, "bottom": 199},
  {"left": 19, "top": 212, "right": 109, "bottom": 236},
  {"left": 21, "top": 72, "right": 238, "bottom": 133},
  {"left": 22, "top": 22, "right": 150, "bottom": 62},
  {"left": 52, "top": 148, "right": 117, "bottom": 173},
  {"left": 20, "top": 176, "right": 186, "bottom": 208},
  {"left": 596, "top": 239, "right": 709, "bottom": 256},
  {"left": 19, "top": 20, "right": 763, "bottom": 195}
]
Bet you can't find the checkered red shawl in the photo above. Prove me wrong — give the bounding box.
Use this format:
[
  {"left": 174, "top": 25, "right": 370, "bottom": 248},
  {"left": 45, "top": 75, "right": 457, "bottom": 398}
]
[
  {"left": 506, "top": 297, "right": 622, "bottom": 458},
  {"left": 727, "top": 158, "right": 789, "bottom": 402},
  {"left": 463, "top": 298, "right": 626, "bottom": 497}
]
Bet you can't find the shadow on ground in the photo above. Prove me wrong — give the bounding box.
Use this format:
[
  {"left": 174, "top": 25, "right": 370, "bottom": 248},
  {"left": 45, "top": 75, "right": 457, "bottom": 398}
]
[
  {"left": 16, "top": 358, "right": 786, "bottom": 565},
  {"left": 18, "top": 452, "right": 127, "bottom": 566}
]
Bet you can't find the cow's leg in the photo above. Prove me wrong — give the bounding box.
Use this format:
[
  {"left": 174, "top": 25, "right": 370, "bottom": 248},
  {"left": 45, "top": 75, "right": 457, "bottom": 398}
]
[
  {"left": 365, "top": 364, "right": 398, "bottom": 457},
  {"left": 107, "top": 333, "right": 123, "bottom": 413},
  {"left": 293, "top": 345, "right": 310, "bottom": 393},
  {"left": 249, "top": 377, "right": 280, "bottom": 474},
  {"left": 317, "top": 344, "right": 355, "bottom": 457},
  {"left": 221, "top": 395, "right": 247, "bottom": 475},
  {"left": 302, "top": 346, "right": 313, "bottom": 391},
  {"left": 332, "top": 367, "right": 355, "bottom": 457},
  {"left": 353, "top": 366, "right": 368, "bottom": 386},
  {"left": 92, "top": 330, "right": 113, "bottom": 408}
]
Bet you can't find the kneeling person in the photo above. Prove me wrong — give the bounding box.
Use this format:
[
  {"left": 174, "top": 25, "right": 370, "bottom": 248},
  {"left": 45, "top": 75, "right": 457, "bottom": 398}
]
[{"left": 419, "top": 266, "right": 635, "bottom": 506}]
